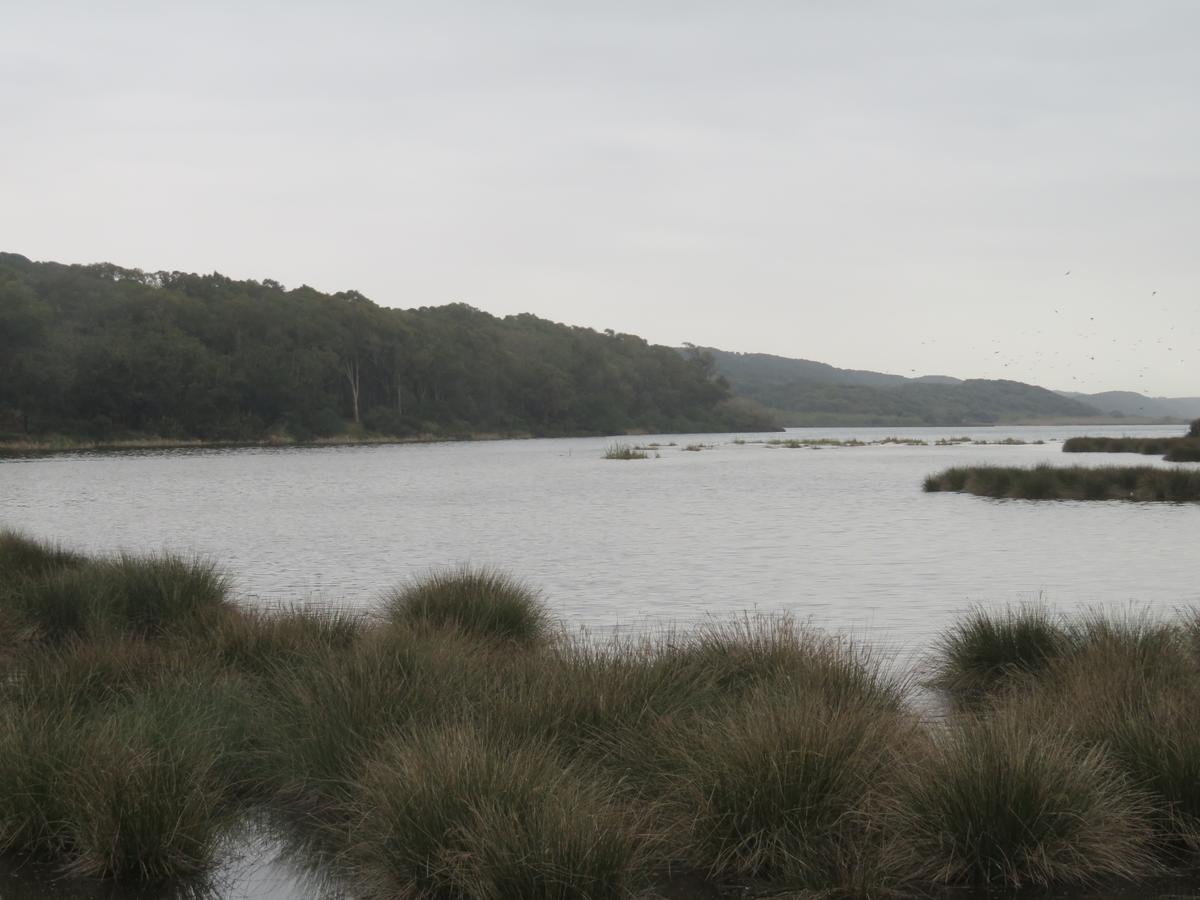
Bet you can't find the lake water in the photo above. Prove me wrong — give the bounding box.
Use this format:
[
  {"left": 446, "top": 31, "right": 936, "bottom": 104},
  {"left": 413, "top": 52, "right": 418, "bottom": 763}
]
[
  {"left": 3, "top": 423, "right": 1199, "bottom": 899},
  {"left": 3, "top": 424, "right": 1197, "bottom": 656}
]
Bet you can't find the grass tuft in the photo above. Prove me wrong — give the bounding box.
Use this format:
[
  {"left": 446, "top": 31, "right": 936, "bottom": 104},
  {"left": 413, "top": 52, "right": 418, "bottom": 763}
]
[
  {"left": 380, "top": 567, "right": 552, "bottom": 646},
  {"left": 897, "top": 711, "right": 1158, "bottom": 887},
  {"left": 347, "top": 724, "right": 656, "bottom": 899},
  {"left": 928, "top": 606, "right": 1067, "bottom": 701}
]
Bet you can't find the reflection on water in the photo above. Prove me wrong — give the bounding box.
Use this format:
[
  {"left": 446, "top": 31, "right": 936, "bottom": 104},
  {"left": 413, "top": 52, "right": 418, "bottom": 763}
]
[{"left": 0, "top": 823, "right": 352, "bottom": 900}]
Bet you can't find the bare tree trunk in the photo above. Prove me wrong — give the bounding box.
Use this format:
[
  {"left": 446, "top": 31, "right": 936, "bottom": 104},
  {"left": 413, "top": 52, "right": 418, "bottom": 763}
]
[{"left": 342, "top": 359, "right": 361, "bottom": 424}]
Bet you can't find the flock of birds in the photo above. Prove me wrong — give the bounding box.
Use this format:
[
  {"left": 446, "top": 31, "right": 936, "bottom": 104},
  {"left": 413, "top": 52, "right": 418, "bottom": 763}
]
[{"left": 908, "top": 270, "right": 1194, "bottom": 400}]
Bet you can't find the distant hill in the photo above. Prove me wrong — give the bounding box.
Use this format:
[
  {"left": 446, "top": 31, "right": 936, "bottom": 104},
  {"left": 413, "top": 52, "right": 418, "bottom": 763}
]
[
  {"left": 1058, "top": 391, "right": 1200, "bottom": 420},
  {"left": 703, "top": 349, "right": 1105, "bottom": 426}
]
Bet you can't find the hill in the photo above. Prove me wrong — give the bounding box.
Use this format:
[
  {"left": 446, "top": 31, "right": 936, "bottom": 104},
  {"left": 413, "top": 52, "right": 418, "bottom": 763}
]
[
  {"left": 0, "top": 253, "right": 776, "bottom": 444},
  {"left": 703, "top": 349, "right": 1104, "bottom": 426},
  {"left": 1057, "top": 390, "right": 1200, "bottom": 420}
]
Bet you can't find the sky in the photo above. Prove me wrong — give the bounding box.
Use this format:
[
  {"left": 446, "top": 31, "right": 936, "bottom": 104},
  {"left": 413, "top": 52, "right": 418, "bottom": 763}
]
[{"left": 3, "top": 2, "right": 1198, "bottom": 396}]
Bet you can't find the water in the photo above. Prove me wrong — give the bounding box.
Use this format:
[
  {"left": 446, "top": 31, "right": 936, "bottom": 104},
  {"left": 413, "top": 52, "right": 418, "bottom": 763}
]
[
  {"left": 2, "top": 423, "right": 1199, "bottom": 898},
  {"left": 3, "top": 425, "right": 1197, "bottom": 653}
]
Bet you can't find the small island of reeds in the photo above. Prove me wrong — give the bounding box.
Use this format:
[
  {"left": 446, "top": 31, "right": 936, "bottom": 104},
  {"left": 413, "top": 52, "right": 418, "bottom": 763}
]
[
  {"left": 1063, "top": 419, "right": 1200, "bottom": 462},
  {"left": 7, "top": 529, "right": 1200, "bottom": 897},
  {"left": 923, "top": 464, "right": 1200, "bottom": 501}
]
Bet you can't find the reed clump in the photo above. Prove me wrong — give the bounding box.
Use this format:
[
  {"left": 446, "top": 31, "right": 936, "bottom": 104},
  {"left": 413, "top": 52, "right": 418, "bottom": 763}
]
[
  {"left": 1063, "top": 422, "right": 1200, "bottom": 461},
  {"left": 897, "top": 711, "right": 1158, "bottom": 888},
  {"left": 347, "top": 724, "right": 658, "bottom": 900},
  {"left": 923, "top": 464, "right": 1200, "bottom": 501},
  {"left": 602, "top": 443, "right": 648, "bottom": 460},
  {"left": 927, "top": 606, "right": 1067, "bottom": 702},
  {"left": 380, "top": 566, "right": 552, "bottom": 646}
]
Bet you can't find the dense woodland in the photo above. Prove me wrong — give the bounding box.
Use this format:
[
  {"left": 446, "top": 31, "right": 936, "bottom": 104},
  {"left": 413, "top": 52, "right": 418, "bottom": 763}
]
[{"left": 0, "top": 254, "right": 775, "bottom": 443}]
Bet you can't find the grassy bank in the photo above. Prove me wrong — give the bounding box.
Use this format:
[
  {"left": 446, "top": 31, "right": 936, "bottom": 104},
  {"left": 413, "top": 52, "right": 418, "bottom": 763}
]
[
  {"left": 923, "top": 464, "right": 1200, "bottom": 501},
  {"left": 5, "top": 530, "right": 1200, "bottom": 896}
]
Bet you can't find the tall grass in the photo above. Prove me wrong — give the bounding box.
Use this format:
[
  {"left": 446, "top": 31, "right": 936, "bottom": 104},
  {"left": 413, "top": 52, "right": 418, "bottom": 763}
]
[
  {"left": 898, "top": 711, "right": 1157, "bottom": 888},
  {"left": 0, "top": 529, "right": 87, "bottom": 582},
  {"left": 346, "top": 724, "right": 657, "bottom": 900},
  {"left": 666, "top": 682, "right": 914, "bottom": 891},
  {"left": 380, "top": 567, "right": 552, "bottom": 645},
  {"left": 928, "top": 606, "right": 1067, "bottom": 701},
  {"left": 6, "top": 528, "right": 1200, "bottom": 895},
  {"left": 1, "top": 552, "right": 233, "bottom": 644}
]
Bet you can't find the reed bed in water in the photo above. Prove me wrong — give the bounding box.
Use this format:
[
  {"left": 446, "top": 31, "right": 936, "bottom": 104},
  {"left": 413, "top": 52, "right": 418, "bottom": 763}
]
[
  {"left": 923, "top": 464, "right": 1200, "bottom": 501},
  {"left": 1062, "top": 420, "right": 1200, "bottom": 462},
  {"left": 5, "top": 531, "right": 1200, "bottom": 895}
]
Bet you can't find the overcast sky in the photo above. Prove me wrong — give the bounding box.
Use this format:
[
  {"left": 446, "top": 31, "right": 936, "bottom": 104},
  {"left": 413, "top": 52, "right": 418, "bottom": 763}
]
[{"left": 3, "top": 2, "right": 1197, "bottom": 396}]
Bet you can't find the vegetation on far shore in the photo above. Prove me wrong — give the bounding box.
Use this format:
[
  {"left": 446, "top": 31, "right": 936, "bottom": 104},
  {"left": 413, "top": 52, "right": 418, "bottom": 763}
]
[
  {"left": 923, "top": 464, "right": 1200, "bottom": 502},
  {"left": 4, "top": 531, "right": 1200, "bottom": 897},
  {"left": 0, "top": 253, "right": 777, "bottom": 448}
]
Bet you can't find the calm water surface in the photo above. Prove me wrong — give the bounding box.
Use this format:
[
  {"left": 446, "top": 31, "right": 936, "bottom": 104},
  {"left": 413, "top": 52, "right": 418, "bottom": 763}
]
[
  {"left": 3, "top": 424, "right": 1200, "bottom": 899},
  {"left": 3, "top": 424, "right": 1197, "bottom": 651}
]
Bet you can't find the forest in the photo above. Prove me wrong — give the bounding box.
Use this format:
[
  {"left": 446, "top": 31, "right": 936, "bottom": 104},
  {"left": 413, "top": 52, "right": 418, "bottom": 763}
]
[{"left": 0, "top": 254, "right": 775, "bottom": 444}]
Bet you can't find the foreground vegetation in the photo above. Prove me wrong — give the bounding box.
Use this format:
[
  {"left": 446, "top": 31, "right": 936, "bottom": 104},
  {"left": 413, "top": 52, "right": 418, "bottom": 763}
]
[
  {"left": 6, "top": 530, "right": 1200, "bottom": 896},
  {"left": 0, "top": 253, "right": 776, "bottom": 445},
  {"left": 923, "top": 464, "right": 1200, "bottom": 501}
]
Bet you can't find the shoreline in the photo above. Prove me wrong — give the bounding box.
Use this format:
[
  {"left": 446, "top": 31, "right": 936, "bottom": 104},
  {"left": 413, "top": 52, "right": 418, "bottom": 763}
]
[{"left": 0, "top": 418, "right": 1183, "bottom": 458}]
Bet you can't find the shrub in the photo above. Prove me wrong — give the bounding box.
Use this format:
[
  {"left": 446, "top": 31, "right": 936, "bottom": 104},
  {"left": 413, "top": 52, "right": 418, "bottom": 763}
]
[
  {"left": 380, "top": 567, "right": 551, "bottom": 646},
  {"left": 898, "top": 712, "right": 1157, "bottom": 887}
]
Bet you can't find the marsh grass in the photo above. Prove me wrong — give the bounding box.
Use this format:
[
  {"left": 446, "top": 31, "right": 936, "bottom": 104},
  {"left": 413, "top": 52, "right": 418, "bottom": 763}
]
[
  {"left": 923, "top": 464, "right": 1200, "bottom": 501},
  {"left": 255, "top": 638, "right": 426, "bottom": 809},
  {"left": 59, "top": 686, "right": 238, "bottom": 880},
  {"left": 1, "top": 552, "right": 233, "bottom": 644},
  {"left": 898, "top": 711, "right": 1158, "bottom": 888},
  {"left": 5, "top": 528, "right": 1200, "bottom": 896},
  {"left": 1064, "top": 424, "right": 1200, "bottom": 462},
  {"left": 380, "top": 567, "right": 552, "bottom": 646},
  {"left": 928, "top": 606, "right": 1067, "bottom": 702},
  {"left": 666, "top": 682, "right": 915, "bottom": 891},
  {"left": 0, "top": 671, "right": 244, "bottom": 880},
  {"left": 347, "top": 724, "right": 657, "bottom": 900},
  {"left": 603, "top": 443, "right": 649, "bottom": 460},
  {"left": 0, "top": 530, "right": 88, "bottom": 583},
  {"left": 1064, "top": 436, "right": 1179, "bottom": 455},
  {"left": 203, "top": 604, "right": 365, "bottom": 676}
]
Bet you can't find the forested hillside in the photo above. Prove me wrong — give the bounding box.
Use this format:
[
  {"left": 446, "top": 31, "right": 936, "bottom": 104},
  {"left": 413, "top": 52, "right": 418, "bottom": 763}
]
[
  {"left": 704, "top": 349, "right": 1104, "bottom": 426},
  {"left": 0, "top": 254, "right": 775, "bottom": 443}
]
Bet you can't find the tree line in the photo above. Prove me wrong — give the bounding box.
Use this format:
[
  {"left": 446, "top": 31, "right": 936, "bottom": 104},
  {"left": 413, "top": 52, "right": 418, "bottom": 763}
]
[{"left": 0, "top": 253, "right": 776, "bottom": 442}]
